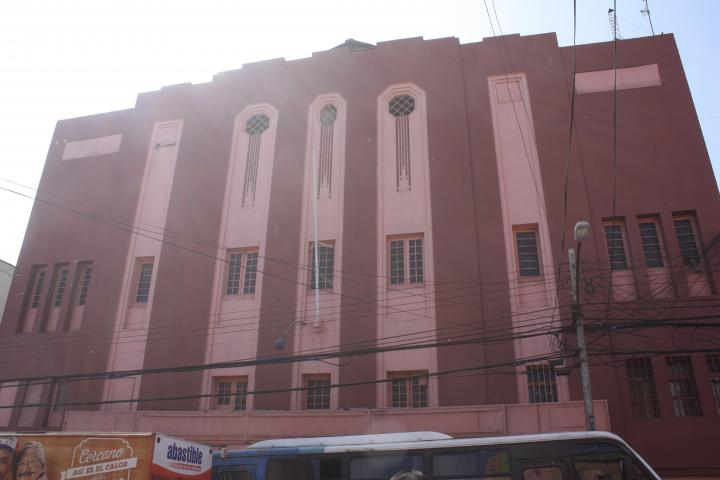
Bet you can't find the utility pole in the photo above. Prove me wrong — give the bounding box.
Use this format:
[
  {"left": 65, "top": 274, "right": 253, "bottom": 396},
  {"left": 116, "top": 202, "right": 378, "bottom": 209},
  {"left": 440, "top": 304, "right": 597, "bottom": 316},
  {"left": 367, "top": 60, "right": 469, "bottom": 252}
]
[{"left": 569, "top": 220, "right": 596, "bottom": 431}]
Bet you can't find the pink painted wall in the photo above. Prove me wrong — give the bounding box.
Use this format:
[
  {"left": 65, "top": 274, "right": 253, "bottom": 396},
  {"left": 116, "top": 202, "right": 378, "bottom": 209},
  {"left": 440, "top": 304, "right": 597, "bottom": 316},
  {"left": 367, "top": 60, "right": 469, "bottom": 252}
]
[
  {"left": 63, "top": 400, "right": 610, "bottom": 446},
  {"left": 376, "top": 84, "right": 438, "bottom": 407}
]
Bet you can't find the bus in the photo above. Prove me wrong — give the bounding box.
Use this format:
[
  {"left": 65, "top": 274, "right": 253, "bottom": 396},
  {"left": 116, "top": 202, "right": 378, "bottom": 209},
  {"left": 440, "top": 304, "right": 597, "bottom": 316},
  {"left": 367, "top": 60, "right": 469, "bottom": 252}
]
[{"left": 212, "top": 431, "right": 660, "bottom": 480}]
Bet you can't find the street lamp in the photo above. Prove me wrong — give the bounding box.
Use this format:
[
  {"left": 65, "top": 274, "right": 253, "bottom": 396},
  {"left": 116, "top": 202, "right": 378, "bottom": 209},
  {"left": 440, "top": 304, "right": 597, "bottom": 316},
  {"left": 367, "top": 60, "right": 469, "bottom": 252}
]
[{"left": 569, "top": 220, "right": 596, "bottom": 431}]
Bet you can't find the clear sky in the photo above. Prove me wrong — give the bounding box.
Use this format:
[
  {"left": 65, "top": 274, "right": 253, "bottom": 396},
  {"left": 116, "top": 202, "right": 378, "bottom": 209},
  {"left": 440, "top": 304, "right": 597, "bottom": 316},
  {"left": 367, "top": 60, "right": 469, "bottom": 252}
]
[{"left": 0, "top": 0, "right": 717, "bottom": 265}]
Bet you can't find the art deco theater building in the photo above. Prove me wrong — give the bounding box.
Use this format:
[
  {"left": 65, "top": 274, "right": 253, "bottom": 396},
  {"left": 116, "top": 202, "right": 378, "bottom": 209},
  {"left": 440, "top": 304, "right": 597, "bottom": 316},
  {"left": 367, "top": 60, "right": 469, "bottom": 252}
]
[{"left": 2, "top": 33, "right": 719, "bottom": 478}]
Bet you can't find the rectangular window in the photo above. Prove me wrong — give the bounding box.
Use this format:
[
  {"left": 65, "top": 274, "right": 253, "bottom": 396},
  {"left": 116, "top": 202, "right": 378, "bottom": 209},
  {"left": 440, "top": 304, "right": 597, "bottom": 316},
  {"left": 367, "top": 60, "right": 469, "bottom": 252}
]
[
  {"left": 304, "top": 374, "right": 331, "bottom": 410},
  {"left": 31, "top": 270, "right": 47, "bottom": 308},
  {"left": 310, "top": 242, "right": 334, "bottom": 290},
  {"left": 604, "top": 223, "right": 628, "bottom": 270},
  {"left": 515, "top": 228, "right": 541, "bottom": 277},
  {"left": 388, "top": 236, "right": 424, "bottom": 285},
  {"left": 673, "top": 217, "right": 702, "bottom": 271},
  {"left": 135, "top": 262, "right": 154, "bottom": 303},
  {"left": 214, "top": 377, "right": 248, "bottom": 411},
  {"left": 54, "top": 268, "right": 69, "bottom": 306},
  {"left": 52, "top": 382, "right": 68, "bottom": 412},
  {"left": 638, "top": 220, "right": 664, "bottom": 268},
  {"left": 225, "top": 249, "right": 259, "bottom": 295},
  {"left": 78, "top": 266, "right": 93, "bottom": 306},
  {"left": 226, "top": 253, "right": 242, "bottom": 295},
  {"left": 389, "top": 371, "right": 428, "bottom": 408},
  {"left": 527, "top": 364, "right": 558, "bottom": 403},
  {"left": 666, "top": 356, "right": 702, "bottom": 417},
  {"left": 625, "top": 358, "right": 660, "bottom": 419},
  {"left": 707, "top": 354, "right": 720, "bottom": 415}
]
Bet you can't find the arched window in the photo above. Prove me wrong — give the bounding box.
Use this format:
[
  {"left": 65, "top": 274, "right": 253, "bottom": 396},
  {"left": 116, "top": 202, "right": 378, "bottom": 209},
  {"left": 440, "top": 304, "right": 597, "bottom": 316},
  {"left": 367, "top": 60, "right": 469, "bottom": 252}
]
[
  {"left": 388, "top": 94, "right": 416, "bottom": 190},
  {"left": 317, "top": 104, "right": 337, "bottom": 197},
  {"left": 242, "top": 113, "right": 270, "bottom": 206}
]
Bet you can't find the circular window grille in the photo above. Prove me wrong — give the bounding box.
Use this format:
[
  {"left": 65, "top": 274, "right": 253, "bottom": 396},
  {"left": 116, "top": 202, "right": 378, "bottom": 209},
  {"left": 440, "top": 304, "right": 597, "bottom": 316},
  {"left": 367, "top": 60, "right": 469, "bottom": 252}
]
[
  {"left": 245, "top": 114, "right": 270, "bottom": 135},
  {"left": 319, "top": 104, "right": 337, "bottom": 125},
  {"left": 388, "top": 94, "right": 416, "bottom": 117}
]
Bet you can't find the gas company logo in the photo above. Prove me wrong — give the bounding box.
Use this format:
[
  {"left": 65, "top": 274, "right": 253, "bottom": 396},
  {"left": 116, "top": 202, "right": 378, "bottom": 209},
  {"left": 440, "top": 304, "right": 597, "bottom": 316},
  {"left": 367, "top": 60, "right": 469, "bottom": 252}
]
[
  {"left": 166, "top": 443, "right": 203, "bottom": 466},
  {"left": 61, "top": 438, "right": 138, "bottom": 480}
]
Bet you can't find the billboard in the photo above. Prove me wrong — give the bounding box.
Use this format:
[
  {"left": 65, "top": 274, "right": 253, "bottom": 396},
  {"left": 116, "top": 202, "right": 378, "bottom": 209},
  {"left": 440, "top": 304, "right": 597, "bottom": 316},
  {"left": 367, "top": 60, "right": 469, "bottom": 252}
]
[{"left": 0, "top": 434, "right": 211, "bottom": 480}]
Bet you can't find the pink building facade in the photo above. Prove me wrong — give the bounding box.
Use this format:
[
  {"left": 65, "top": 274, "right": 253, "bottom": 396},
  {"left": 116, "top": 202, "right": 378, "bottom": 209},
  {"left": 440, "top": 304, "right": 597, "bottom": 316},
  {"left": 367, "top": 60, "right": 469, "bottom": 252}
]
[{"left": 1, "top": 34, "right": 720, "bottom": 478}]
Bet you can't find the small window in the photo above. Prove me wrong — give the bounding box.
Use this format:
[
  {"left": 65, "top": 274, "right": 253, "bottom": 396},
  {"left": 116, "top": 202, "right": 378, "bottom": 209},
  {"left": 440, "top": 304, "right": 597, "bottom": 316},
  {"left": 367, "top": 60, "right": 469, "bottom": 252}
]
[
  {"left": 433, "top": 450, "right": 510, "bottom": 478},
  {"left": 78, "top": 266, "right": 93, "bottom": 306},
  {"left": 638, "top": 220, "right": 664, "bottom": 268},
  {"left": 304, "top": 374, "right": 331, "bottom": 410},
  {"left": 527, "top": 364, "right": 558, "bottom": 403},
  {"left": 31, "top": 270, "right": 47, "bottom": 308},
  {"left": 54, "top": 268, "right": 69, "bottom": 307},
  {"left": 388, "top": 371, "right": 428, "bottom": 408},
  {"left": 625, "top": 358, "right": 660, "bottom": 419},
  {"left": 604, "top": 223, "right": 629, "bottom": 270},
  {"left": 309, "top": 241, "right": 335, "bottom": 290},
  {"left": 135, "top": 262, "right": 154, "bottom": 303},
  {"left": 225, "top": 249, "right": 259, "bottom": 295},
  {"left": 515, "top": 228, "right": 541, "bottom": 277},
  {"left": 707, "top": 354, "right": 720, "bottom": 415},
  {"left": 666, "top": 356, "right": 702, "bottom": 417},
  {"left": 673, "top": 217, "right": 702, "bottom": 271},
  {"left": 388, "top": 236, "right": 424, "bottom": 285},
  {"left": 214, "top": 377, "right": 248, "bottom": 411},
  {"left": 52, "top": 382, "right": 68, "bottom": 412}
]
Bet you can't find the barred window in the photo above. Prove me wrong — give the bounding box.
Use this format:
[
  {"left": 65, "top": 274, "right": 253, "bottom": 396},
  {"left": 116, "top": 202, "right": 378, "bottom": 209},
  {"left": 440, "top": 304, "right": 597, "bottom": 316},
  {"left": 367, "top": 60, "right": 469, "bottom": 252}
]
[
  {"left": 304, "top": 374, "right": 331, "bottom": 410},
  {"left": 673, "top": 217, "right": 702, "bottom": 271},
  {"left": 527, "top": 364, "right": 558, "bottom": 403},
  {"left": 666, "top": 356, "right": 702, "bottom": 417},
  {"left": 31, "top": 269, "right": 46, "bottom": 308},
  {"left": 52, "top": 382, "right": 68, "bottom": 412},
  {"left": 135, "top": 262, "right": 154, "bottom": 303},
  {"left": 309, "top": 242, "right": 334, "bottom": 290},
  {"left": 317, "top": 104, "right": 337, "bottom": 197},
  {"left": 54, "top": 268, "right": 69, "bottom": 307},
  {"left": 604, "top": 224, "right": 628, "bottom": 270},
  {"left": 515, "top": 229, "right": 541, "bottom": 277},
  {"left": 214, "top": 377, "right": 248, "bottom": 411},
  {"left": 625, "top": 358, "right": 660, "bottom": 419},
  {"left": 389, "top": 94, "right": 415, "bottom": 190},
  {"left": 242, "top": 113, "right": 270, "bottom": 207},
  {"left": 78, "top": 266, "right": 93, "bottom": 306},
  {"left": 225, "top": 249, "right": 259, "bottom": 296},
  {"left": 389, "top": 371, "right": 428, "bottom": 408},
  {"left": 707, "top": 354, "right": 720, "bottom": 415},
  {"left": 639, "top": 221, "right": 664, "bottom": 268},
  {"left": 389, "top": 236, "right": 424, "bottom": 285}
]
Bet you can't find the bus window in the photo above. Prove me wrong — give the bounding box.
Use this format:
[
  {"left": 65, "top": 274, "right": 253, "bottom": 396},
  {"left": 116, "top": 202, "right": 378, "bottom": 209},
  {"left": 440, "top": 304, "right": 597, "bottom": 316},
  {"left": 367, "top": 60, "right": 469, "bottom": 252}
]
[
  {"left": 571, "top": 444, "right": 649, "bottom": 480},
  {"left": 523, "top": 466, "right": 563, "bottom": 480},
  {"left": 218, "top": 467, "right": 255, "bottom": 480},
  {"left": 349, "top": 454, "right": 423, "bottom": 480},
  {"left": 267, "top": 459, "right": 316, "bottom": 480},
  {"left": 319, "top": 458, "right": 343, "bottom": 480},
  {"left": 432, "top": 450, "right": 510, "bottom": 480}
]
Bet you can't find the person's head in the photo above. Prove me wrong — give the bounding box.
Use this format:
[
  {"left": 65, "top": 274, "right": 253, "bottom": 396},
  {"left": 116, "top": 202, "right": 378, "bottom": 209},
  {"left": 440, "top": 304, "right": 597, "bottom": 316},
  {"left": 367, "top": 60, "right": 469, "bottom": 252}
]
[
  {"left": 0, "top": 437, "right": 17, "bottom": 480},
  {"left": 390, "top": 470, "right": 425, "bottom": 480},
  {"left": 14, "top": 443, "right": 45, "bottom": 480}
]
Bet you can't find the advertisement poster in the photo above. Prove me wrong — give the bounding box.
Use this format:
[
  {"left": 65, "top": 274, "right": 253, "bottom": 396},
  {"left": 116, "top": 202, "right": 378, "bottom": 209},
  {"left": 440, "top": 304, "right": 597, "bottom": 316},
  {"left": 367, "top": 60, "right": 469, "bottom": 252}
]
[
  {"left": 0, "top": 434, "right": 210, "bottom": 480},
  {"left": 151, "top": 435, "right": 211, "bottom": 480}
]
